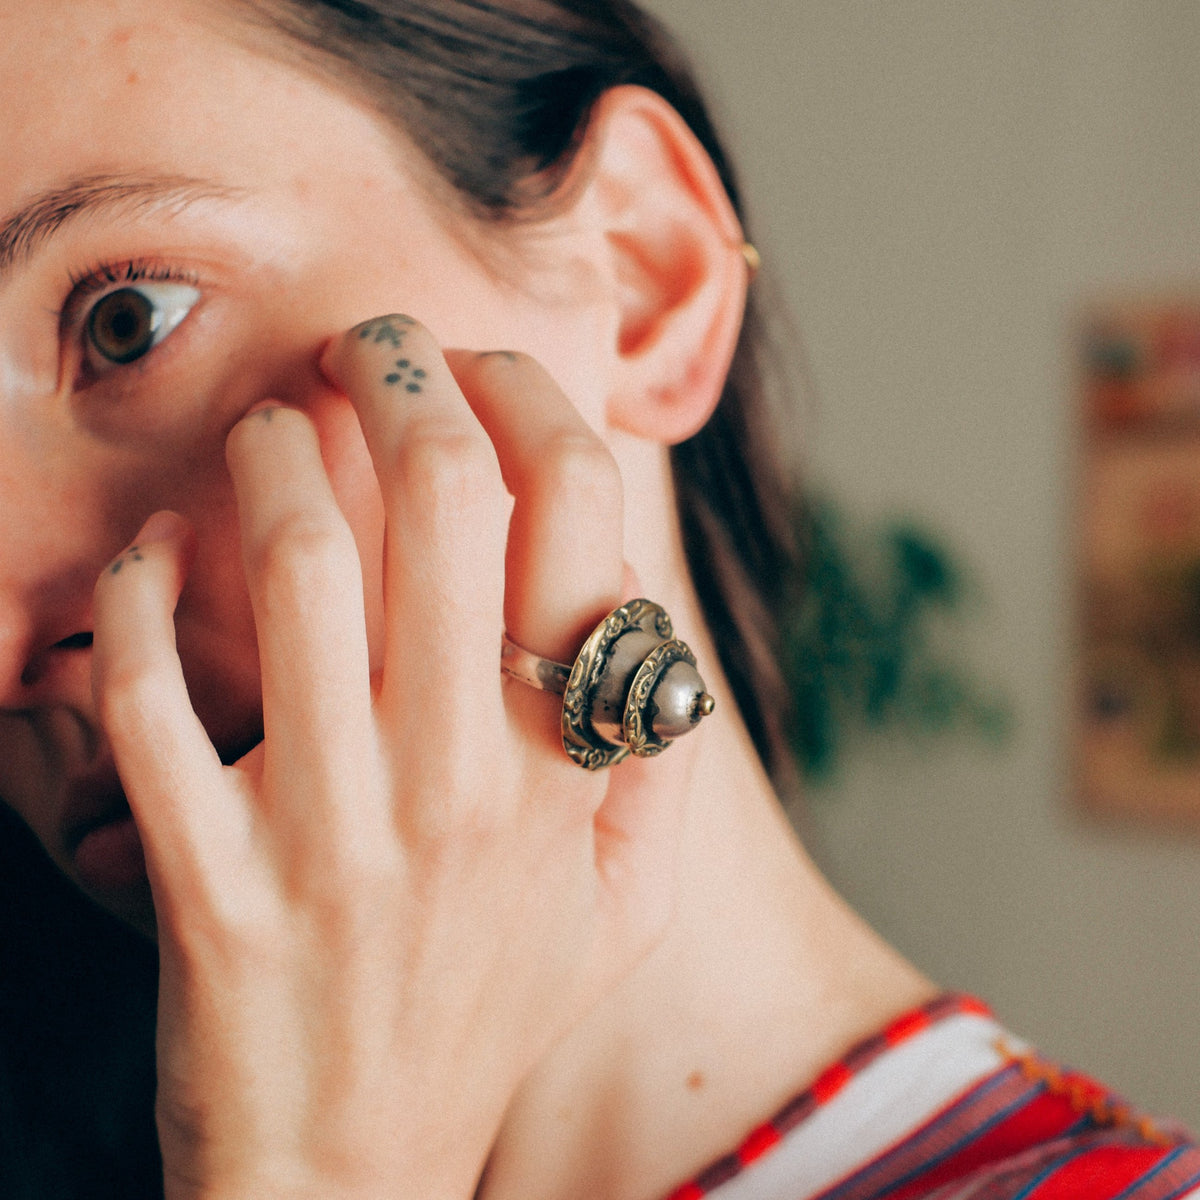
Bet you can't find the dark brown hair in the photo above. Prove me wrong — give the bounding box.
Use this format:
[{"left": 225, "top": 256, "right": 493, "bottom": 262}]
[{"left": 249, "top": 0, "right": 803, "bottom": 784}]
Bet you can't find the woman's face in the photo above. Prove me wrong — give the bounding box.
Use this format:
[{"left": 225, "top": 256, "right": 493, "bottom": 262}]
[{"left": 0, "top": 0, "right": 609, "bottom": 929}]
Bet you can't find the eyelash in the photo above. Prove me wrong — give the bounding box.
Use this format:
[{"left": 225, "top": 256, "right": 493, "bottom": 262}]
[
  {"left": 59, "top": 258, "right": 201, "bottom": 379},
  {"left": 60, "top": 258, "right": 198, "bottom": 327}
]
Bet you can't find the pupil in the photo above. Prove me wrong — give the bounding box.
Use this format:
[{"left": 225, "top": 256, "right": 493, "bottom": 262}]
[
  {"left": 89, "top": 288, "right": 156, "bottom": 364},
  {"left": 110, "top": 308, "right": 138, "bottom": 340}
]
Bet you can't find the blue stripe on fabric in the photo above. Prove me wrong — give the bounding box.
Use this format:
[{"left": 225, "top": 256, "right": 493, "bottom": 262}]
[
  {"left": 1062, "top": 1113, "right": 1095, "bottom": 1138},
  {"left": 821, "top": 1067, "right": 1042, "bottom": 1200},
  {"left": 1010, "top": 1145, "right": 1094, "bottom": 1200},
  {"left": 1163, "top": 1164, "right": 1200, "bottom": 1200},
  {"left": 1110, "top": 1147, "right": 1186, "bottom": 1200}
]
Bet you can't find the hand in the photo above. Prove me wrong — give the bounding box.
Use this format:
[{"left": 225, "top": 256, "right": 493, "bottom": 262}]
[{"left": 91, "top": 317, "right": 684, "bottom": 1200}]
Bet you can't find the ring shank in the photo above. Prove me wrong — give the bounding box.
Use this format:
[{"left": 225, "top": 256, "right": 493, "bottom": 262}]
[{"left": 500, "top": 635, "right": 571, "bottom": 695}]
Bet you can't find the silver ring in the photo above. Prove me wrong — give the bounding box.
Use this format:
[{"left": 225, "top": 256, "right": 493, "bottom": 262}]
[{"left": 501, "top": 599, "right": 715, "bottom": 770}]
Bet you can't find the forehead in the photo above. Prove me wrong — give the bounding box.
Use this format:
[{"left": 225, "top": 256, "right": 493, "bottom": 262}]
[{"left": 0, "top": 0, "right": 410, "bottom": 213}]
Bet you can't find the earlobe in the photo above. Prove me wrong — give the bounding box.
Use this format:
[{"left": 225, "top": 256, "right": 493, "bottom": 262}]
[{"left": 571, "top": 86, "right": 750, "bottom": 445}]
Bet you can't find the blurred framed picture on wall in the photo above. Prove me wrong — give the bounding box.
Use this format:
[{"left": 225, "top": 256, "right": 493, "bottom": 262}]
[{"left": 1077, "top": 297, "right": 1200, "bottom": 821}]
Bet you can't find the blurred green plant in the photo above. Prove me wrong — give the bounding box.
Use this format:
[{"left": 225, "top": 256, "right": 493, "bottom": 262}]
[{"left": 783, "top": 499, "right": 1012, "bottom": 782}]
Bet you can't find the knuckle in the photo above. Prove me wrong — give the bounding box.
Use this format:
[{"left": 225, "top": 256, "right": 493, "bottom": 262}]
[
  {"left": 200, "top": 888, "right": 276, "bottom": 955},
  {"left": 407, "top": 804, "right": 497, "bottom": 866},
  {"left": 248, "top": 511, "right": 357, "bottom": 594},
  {"left": 95, "top": 659, "right": 168, "bottom": 734},
  {"left": 325, "top": 837, "right": 395, "bottom": 893},
  {"left": 287, "top": 837, "right": 398, "bottom": 917},
  {"left": 401, "top": 761, "right": 510, "bottom": 849},
  {"left": 539, "top": 430, "right": 621, "bottom": 506},
  {"left": 395, "top": 421, "right": 503, "bottom": 510}
]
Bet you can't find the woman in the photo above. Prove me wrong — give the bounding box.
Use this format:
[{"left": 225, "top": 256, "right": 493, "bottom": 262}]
[{"left": 0, "top": 1, "right": 1195, "bottom": 1197}]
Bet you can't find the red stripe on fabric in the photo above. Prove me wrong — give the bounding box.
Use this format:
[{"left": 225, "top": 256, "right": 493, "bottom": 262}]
[
  {"left": 739, "top": 1124, "right": 782, "bottom": 1165},
  {"left": 959, "top": 996, "right": 992, "bottom": 1018},
  {"left": 663, "top": 1183, "right": 706, "bottom": 1200},
  {"left": 813, "top": 1062, "right": 855, "bottom": 1105},
  {"left": 876, "top": 1087, "right": 1085, "bottom": 1200},
  {"left": 1023, "top": 1145, "right": 1171, "bottom": 1199},
  {"left": 884, "top": 1007, "right": 934, "bottom": 1046},
  {"left": 661, "top": 994, "right": 996, "bottom": 1200}
]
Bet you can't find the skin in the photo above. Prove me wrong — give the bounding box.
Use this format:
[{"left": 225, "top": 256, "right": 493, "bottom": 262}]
[{"left": 0, "top": 1, "right": 934, "bottom": 1197}]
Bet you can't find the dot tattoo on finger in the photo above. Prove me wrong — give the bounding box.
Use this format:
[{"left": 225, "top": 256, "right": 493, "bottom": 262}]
[
  {"left": 384, "top": 358, "right": 427, "bottom": 393},
  {"left": 109, "top": 546, "right": 145, "bottom": 575},
  {"left": 355, "top": 314, "right": 416, "bottom": 351}
]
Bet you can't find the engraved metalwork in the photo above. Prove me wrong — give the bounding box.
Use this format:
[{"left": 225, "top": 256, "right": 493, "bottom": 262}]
[
  {"left": 500, "top": 599, "right": 715, "bottom": 771},
  {"left": 623, "top": 638, "right": 693, "bottom": 756}
]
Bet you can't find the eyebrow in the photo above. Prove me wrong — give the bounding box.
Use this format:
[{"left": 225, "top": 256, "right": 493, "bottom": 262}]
[{"left": 0, "top": 173, "right": 242, "bottom": 281}]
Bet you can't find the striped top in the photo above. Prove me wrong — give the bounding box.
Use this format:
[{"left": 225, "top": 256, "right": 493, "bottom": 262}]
[{"left": 664, "top": 995, "right": 1200, "bottom": 1200}]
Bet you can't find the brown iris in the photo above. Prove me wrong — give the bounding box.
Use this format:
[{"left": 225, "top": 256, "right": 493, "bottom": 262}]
[{"left": 86, "top": 288, "right": 160, "bottom": 365}]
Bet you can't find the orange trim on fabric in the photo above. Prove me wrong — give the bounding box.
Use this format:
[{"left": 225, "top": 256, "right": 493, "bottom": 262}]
[{"left": 995, "top": 1039, "right": 1171, "bottom": 1148}]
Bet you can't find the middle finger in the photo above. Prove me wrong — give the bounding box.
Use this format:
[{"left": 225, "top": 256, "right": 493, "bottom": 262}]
[{"left": 320, "top": 316, "right": 510, "bottom": 736}]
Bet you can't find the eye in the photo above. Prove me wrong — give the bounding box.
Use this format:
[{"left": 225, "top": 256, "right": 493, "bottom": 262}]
[{"left": 84, "top": 281, "right": 200, "bottom": 372}]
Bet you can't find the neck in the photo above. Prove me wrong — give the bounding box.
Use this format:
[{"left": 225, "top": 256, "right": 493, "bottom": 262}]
[{"left": 479, "top": 670, "right": 934, "bottom": 1200}]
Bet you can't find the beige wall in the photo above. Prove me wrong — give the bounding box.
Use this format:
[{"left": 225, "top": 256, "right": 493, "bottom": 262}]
[{"left": 642, "top": 1, "right": 1200, "bottom": 1128}]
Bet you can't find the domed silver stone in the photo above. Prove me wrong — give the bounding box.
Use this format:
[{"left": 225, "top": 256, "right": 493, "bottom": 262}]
[
  {"left": 647, "top": 659, "right": 714, "bottom": 740},
  {"left": 520, "top": 598, "right": 716, "bottom": 770}
]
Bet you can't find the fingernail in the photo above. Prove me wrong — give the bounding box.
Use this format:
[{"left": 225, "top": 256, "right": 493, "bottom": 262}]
[
  {"left": 320, "top": 314, "right": 419, "bottom": 388},
  {"left": 134, "top": 510, "right": 188, "bottom": 546},
  {"left": 242, "top": 399, "right": 285, "bottom": 423}
]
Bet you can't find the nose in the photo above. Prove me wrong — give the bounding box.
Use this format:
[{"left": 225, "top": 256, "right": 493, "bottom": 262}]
[
  {"left": 0, "top": 413, "right": 126, "bottom": 708},
  {"left": 0, "top": 561, "right": 103, "bottom": 712}
]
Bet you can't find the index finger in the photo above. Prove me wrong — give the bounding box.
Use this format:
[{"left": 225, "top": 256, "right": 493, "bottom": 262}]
[{"left": 91, "top": 512, "right": 231, "bottom": 901}]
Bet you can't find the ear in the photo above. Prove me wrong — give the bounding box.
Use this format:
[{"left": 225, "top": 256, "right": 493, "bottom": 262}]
[{"left": 567, "top": 86, "right": 750, "bottom": 444}]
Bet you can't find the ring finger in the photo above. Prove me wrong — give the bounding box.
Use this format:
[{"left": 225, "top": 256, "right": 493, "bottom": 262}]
[{"left": 444, "top": 349, "right": 625, "bottom": 761}]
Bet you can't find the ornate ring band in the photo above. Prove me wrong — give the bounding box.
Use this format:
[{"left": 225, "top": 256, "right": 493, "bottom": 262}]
[{"left": 501, "top": 598, "right": 715, "bottom": 770}]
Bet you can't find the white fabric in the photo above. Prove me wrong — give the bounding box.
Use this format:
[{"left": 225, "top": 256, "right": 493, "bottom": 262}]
[{"left": 708, "top": 1012, "right": 1012, "bottom": 1200}]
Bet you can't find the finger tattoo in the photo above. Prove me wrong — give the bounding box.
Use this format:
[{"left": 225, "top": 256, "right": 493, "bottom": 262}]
[
  {"left": 354, "top": 314, "right": 416, "bottom": 351},
  {"left": 384, "top": 358, "right": 427, "bottom": 393},
  {"left": 109, "top": 546, "right": 145, "bottom": 575}
]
